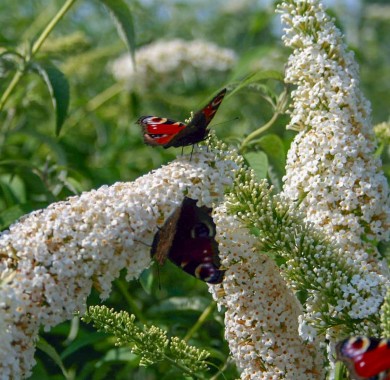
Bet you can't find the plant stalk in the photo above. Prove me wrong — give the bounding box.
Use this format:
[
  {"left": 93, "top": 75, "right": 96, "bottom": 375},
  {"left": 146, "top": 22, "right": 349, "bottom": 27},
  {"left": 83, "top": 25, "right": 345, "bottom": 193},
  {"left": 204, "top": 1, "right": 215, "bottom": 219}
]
[
  {"left": 0, "top": 0, "right": 78, "bottom": 112},
  {"left": 184, "top": 301, "right": 216, "bottom": 342}
]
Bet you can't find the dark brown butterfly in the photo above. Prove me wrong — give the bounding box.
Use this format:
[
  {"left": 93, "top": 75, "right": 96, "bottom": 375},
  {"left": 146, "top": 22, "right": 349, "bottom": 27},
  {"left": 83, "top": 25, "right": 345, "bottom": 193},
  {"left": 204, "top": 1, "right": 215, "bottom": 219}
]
[
  {"left": 137, "top": 88, "right": 226, "bottom": 148},
  {"left": 151, "top": 197, "right": 224, "bottom": 284}
]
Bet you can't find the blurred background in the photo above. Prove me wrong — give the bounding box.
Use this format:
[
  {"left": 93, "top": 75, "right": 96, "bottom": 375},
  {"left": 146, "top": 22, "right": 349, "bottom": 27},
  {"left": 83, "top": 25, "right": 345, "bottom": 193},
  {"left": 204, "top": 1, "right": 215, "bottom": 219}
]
[{"left": 0, "top": 0, "right": 389, "bottom": 378}]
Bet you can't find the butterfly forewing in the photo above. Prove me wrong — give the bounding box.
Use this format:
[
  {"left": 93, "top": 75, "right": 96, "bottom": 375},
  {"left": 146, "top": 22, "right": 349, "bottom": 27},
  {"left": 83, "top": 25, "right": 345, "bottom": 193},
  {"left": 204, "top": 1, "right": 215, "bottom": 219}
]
[
  {"left": 137, "top": 88, "right": 226, "bottom": 149},
  {"left": 138, "top": 116, "right": 187, "bottom": 146},
  {"left": 151, "top": 204, "right": 183, "bottom": 265},
  {"left": 336, "top": 337, "right": 390, "bottom": 380},
  {"left": 163, "top": 88, "right": 227, "bottom": 148}
]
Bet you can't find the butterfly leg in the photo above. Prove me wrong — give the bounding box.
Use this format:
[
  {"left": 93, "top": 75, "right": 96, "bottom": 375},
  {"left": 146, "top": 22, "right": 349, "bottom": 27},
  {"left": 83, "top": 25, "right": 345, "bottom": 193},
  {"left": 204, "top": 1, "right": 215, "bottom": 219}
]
[{"left": 190, "top": 144, "right": 196, "bottom": 160}]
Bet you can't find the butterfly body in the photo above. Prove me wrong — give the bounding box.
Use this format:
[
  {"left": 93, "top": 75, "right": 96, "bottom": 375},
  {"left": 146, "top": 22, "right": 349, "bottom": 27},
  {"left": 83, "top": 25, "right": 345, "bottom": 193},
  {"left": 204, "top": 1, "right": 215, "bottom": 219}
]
[
  {"left": 151, "top": 197, "right": 224, "bottom": 284},
  {"left": 336, "top": 337, "right": 390, "bottom": 380},
  {"left": 138, "top": 88, "right": 226, "bottom": 148}
]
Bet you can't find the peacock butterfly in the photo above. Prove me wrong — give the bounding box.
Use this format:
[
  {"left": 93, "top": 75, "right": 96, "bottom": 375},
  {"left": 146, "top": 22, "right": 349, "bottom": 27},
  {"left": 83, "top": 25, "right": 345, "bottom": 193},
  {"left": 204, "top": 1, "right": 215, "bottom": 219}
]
[
  {"left": 137, "top": 88, "right": 226, "bottom": 148},
  {"left": 336, "top": 336, "right": 390, "bottom": 380},
  {"left": 151, "top": 197, "right": 224, "bottom": 284}
]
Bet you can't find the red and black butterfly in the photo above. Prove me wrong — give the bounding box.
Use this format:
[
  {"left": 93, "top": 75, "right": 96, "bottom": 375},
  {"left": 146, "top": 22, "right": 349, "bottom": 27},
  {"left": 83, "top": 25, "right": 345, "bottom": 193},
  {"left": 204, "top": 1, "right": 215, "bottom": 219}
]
[
  {"left": 137, "top": 88, "right": 226, "bottom": 148},
  {"left": 336, "top": 337, "right": 390, "bottom": 380},
  {"left": 151, "top": 197, "right": 224, "bottom": 284}
]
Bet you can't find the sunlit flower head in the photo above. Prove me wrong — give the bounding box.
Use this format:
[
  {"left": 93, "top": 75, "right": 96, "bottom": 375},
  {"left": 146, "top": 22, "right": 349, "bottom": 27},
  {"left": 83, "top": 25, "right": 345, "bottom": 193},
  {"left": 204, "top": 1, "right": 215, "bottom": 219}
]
[
  {"left": 277, "top": 0, "right": 390, "bottom": 274},
  {"left": 0, "top": 149, "right": 237, "bottom": 379},
  {"left": 209, "top": 202, "right": 325, "bottom": 379},
  {"left": 110, "top": 39, "right": 237, "bottom": 90}
]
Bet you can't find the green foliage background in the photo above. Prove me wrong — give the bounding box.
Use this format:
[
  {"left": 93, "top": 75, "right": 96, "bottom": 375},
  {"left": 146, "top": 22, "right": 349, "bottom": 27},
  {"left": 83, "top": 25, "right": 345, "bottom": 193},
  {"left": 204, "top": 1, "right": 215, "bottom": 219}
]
[{"left": 0, "top": 0, "right": 389, "bottom": 378}]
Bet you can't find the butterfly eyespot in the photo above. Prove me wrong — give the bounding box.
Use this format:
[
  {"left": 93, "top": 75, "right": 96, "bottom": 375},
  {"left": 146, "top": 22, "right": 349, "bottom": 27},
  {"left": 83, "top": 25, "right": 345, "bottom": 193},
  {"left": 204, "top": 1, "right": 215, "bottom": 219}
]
[
  {"left": 150, "top": 133, "right": 168, "bottom": 138},
  {"left": 344, "top": 337, "right": 370, "bottom": 357},
  {"left": 150, "top": 117, "right": 167, "bottom": 123},
  {"left": 336, "top": 336, "right": 390, "bottom": 380},
  {"left": 138, "top": 88, "right": 226, "bottom": 149},
  {"left": 195, "top": 263, "right": 225, "bottom": 284},
  {"left": 191, "top": 222, "right": 213, "bottom": 238}
]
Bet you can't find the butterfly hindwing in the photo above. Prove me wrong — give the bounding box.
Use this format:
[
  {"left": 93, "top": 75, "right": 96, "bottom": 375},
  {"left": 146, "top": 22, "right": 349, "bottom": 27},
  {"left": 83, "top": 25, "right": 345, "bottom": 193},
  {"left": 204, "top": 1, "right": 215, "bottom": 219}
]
[
  {"left": 137, "top": 88, "right": 226, "bottom": 149},
  {"left": 151, "top": 197, "right": 224, "bottom": 284}
]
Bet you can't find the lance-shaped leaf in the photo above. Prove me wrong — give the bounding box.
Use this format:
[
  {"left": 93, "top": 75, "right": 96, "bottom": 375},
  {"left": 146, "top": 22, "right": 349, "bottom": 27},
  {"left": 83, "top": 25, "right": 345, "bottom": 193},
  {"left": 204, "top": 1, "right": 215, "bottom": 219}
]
[
  {"left": 37, "top": 338, "right": 70, "bottom": 379},
  {"left": 31, "top": 62, "right": 70, "bottom": 135},
  {"left": 99, "top": 0, "right": 136, "bottom": 65},
  {"left": 243, "top": 151, "right": 268, "bottom": 180},
  {"left": 228, "top": 70, "right": 284, "bottom": 98}
]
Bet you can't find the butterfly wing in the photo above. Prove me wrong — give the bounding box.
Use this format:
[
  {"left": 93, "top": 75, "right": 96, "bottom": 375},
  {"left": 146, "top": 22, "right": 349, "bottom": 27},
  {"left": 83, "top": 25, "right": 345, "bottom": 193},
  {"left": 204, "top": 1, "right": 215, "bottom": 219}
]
[
  {"left": 164, "top": 88, "right": 226, "bottom": 148},
  {"left": 151, "top": 197, "right": 224, "bottom": 284},
  {"left": 169, "top": 236, "right": 224, "bottom": 284},
  {"left": 137, "top": 116, "right": 187, "bottom": 147},
  {"left": 151, "top": 203, "right": 183, "bottom": 265},
  {"left": 336, "top": 337, "right": 390, "bottom": 380}
]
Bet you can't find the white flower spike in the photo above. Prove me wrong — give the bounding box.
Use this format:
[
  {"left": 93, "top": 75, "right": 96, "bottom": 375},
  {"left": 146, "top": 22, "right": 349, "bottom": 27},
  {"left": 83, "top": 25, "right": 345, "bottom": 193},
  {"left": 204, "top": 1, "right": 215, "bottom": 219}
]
[{"left": 0, "top": 150, "right": 237, "bottom": 379}]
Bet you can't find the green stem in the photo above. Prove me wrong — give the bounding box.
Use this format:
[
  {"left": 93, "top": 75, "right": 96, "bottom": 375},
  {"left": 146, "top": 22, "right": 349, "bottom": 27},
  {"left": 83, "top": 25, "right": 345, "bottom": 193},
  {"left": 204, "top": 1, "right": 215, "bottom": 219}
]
[
  {"left": 0, "top": 0, "right": 77, "bottom": 112},
  {"left": 0, "top": 71, "right": 24, "bottom": 112},
  {"left": 239, "top": 87, "right": 289, "bottom": 152},
  {"left": 209, "top": 358, "right": 230, "bottom": 380},
  {"left": 67, "top": 83, "right": 123, "bottom": 128},
  {"left": 184, "top": 301, "right": 216, "bottom": 342},
  {"left": 31, "top": 0, "right": 78, "bottom": 55},
  {"left": 115, "top": 279, "right": 147, "bottom": 324},
  {"left": 239, "top": 111, "right": 280, "bottom": 151},
  {"left": 163, "top": 355, "right": 207, "bottom": 380},
  {"left": 87, "top": 83, "right": 123, "bottom": 112}
]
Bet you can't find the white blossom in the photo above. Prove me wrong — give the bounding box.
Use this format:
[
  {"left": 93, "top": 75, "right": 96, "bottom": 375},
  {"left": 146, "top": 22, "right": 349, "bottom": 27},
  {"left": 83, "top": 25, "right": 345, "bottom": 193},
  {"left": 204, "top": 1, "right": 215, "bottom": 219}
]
[
  {"left": 0, "top": 149, "right": 237, "bottom": 379},
  {"left": 278, "top": 0, "right": 390, "bottom": 273},
  {"left": 209, "top": 205, "right": 325, "bottom": 379},
  {"left": 110, "top": 39, "right": 237, "bottom": 90},
  {"left": 275, "top": 2, "right": 390, "bottom": 375}
]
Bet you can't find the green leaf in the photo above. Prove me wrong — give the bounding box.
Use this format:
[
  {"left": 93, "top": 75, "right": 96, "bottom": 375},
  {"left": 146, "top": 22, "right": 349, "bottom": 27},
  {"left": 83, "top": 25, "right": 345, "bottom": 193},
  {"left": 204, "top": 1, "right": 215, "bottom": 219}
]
[
  {"left": 99, "top": 0, "right": 136, "bottom": 65},
  {"left": 37, "top": 337, "right": 71, "bottom": 380},
  {"left": 254, "top": 134, "right": 286, "bottom": 181},
  {"left": 20, "top": 129, "right": 68, "bottom": 161},
  {"left": 101, "top": 347, "right": 138, "bottom": 362},
  {"left": 0, "top": 179, "right": 20, "bottom": 206},
  {"left": 334, "top": 360, "right": 348, "bottom": 380},
  {"left": 0, "top": 203, "right": 37, "bottom": 230},
  {"left": 61, "top": 332, "right": 108, "bottom": 360},
  {"left": 243, "top": 151, "right": 268, "bottom": 180},
  {"left": 228, "top": 70, "right": 284, "bottom": 99},
  {"left": 0, "top": 160, "right": 55, "bottom": 202},
  {"left": 31, "top": 62, "right": 70, "bottom": 135},
  {"left": 0, "top": 50, "right": 23, "bottom": 78}
]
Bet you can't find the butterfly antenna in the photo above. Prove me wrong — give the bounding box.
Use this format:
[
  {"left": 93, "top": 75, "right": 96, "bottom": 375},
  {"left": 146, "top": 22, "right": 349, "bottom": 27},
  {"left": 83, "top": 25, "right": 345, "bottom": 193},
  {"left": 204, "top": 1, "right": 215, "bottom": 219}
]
[
  {"left": 212, "top": 116, "right": 240, "bottom": 127},
  {"left": 134, "top": 239, "right": 152, "bottom": 247}
]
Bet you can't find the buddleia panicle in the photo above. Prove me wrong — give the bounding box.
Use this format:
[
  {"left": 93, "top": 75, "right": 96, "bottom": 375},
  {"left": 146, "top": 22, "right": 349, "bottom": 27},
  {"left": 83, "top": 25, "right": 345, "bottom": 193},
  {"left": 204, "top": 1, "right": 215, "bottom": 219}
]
[
  {"left": 381, "top": 287, "right": 390, "bottom": 337},
  {"left": 83, "top": 306, "right": 210, "bottom": 375},
  {"left": 169, "top": 337, "right": 210, "bottom": 373},
  {"left": 227, "top": 164, "right": 386, "bottom": 337},
  {"left": 83, "top": 306, "right": 168, "bottom": 366},
  {"left": 374, "top": 122, "right": 390, "bottom": 145},
  {"left": 0, "top": 149, "right": 236, "bottom": 378}
]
